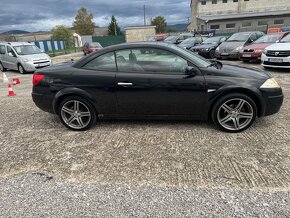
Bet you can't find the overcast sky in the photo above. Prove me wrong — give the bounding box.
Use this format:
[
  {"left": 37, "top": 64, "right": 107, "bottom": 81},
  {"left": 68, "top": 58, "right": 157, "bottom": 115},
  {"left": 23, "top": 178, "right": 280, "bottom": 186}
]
[{"left": 0, "top": 0, "right": 191, "bottom": 32}]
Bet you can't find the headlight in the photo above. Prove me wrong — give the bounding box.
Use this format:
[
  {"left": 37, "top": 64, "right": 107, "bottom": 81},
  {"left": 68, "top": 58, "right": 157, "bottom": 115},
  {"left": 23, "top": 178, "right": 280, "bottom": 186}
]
[
  {"left": 202, "top": 48, "right": 209, "bottom": 51},
  {"left": 260, "top": 78, "right": 280, "bottom": 89},
  {"left": 216, "top": 46, "right": 220, "bottom": 52},
  {"left": 263, "top": 49, "right": 268, "bottom": 55},
  {"left": 255, "top": 49, "right": 264, "bottom": 53},
  {"left": 235, "top": 46, "right": 243, "bottom": 51}
]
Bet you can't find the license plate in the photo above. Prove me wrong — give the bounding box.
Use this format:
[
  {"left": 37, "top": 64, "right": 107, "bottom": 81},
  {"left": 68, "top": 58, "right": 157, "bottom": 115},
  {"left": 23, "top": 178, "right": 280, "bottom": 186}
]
[
  {"left": 242, "top": 54, "right": 251, "bottom": 57},
  {"left": 38, "top": 63, "right": 48, "bottom": 67},
  {"left": 269, "top": 58, "right": 283, "bottom": 63},
  {"left": 221, "top": 53, "right": 229, "bottom": 56}
]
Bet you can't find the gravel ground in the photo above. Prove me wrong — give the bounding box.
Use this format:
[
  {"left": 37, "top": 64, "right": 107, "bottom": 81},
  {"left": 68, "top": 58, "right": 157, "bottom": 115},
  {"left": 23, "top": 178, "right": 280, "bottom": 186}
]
[{"left": 0, "top": 53, "right": 289, "bottom": 217}]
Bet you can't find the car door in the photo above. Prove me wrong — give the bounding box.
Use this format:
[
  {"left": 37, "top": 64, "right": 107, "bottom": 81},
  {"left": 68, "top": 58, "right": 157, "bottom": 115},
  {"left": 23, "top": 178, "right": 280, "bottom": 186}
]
[
  {"left": 75, "top": 52, "right": 118, "bottom": 115},
  {"left": 5, "top": 46, "right": 18, "bottom": 70},
  {"left": 115, "top": 47, "right": 207, "bottom": 117},
  {"left": 0, "top": 45, "right": 6, "bottom": 66}
]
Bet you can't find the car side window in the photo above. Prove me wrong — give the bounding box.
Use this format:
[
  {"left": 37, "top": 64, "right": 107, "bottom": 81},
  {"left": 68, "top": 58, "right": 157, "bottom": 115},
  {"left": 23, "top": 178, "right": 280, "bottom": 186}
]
[
  {"left": 82, "top": 52, "right": 117, "bottom": 71},
  {"left": 0, "top": 45, "right": 5, "bottom": 54},
  {"left": 7, "top": 46, "right": 16, "bottom": 56},
  {"left": 115, "top": 48, "right": 189, "bottom": 74}
]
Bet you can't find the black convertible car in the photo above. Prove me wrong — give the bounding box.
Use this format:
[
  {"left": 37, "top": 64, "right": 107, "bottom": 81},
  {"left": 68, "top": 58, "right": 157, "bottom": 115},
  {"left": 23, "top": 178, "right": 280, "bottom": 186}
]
[{"left": 32, "top": 42, "right": 283, "bottom": 132}]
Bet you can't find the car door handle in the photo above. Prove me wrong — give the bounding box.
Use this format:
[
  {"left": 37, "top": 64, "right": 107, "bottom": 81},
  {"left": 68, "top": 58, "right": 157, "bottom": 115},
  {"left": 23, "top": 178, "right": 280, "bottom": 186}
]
[{"left": 117, "top": 82, "right": 133, "bottom": 86}]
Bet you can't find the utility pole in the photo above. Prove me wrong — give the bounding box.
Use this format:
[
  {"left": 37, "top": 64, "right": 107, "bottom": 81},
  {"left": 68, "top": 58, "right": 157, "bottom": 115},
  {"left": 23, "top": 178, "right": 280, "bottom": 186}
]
[
  {"left": 143, "top": 5, "right": 146, "bottom": 26},
  {"left": 114, "top": 19, "right": 117, "bottom": 36}
]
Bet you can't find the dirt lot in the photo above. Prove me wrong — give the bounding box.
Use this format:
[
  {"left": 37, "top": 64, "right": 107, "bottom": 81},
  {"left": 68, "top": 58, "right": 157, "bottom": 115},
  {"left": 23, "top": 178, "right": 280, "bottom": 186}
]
[{"left": 0, "top": 53, "right": 289, "bottom": 193}]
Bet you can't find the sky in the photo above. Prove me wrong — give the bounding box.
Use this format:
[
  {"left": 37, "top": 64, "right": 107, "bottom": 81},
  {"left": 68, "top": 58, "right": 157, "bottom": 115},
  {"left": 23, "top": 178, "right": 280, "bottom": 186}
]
[{"left": 0, "top": 0, "right": 191, "bottom": 32}]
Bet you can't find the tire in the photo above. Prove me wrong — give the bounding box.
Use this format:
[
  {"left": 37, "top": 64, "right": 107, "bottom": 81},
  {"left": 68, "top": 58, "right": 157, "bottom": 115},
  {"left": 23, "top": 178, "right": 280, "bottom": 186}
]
[
  {"left": 84, "top": 52, "right": 87, "bottom": 56},
  {"left": 58, "top": 96, "right": 97, "bottom": 131},
  {"left": 209, "top": 49, "right": 215, "bottom": 59},
  {"left": 211, "top": 93, "right": 257, "bottom": 133},
  {"left": 18, "top": 64, "right": 26, "bottom": 74},
  {"left": 0, "top": 61, "right": 7, "bottom": 72}
]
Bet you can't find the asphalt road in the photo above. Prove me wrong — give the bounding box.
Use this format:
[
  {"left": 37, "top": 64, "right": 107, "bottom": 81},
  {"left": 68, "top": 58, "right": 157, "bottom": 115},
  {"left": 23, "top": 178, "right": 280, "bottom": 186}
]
[{"left": 0, "top": 53, "right": 289, "bottom": 217}]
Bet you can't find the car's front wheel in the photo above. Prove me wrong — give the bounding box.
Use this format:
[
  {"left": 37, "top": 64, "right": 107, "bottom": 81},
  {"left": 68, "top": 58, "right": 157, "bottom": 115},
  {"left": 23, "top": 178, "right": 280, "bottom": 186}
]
[
  {"left": 212, "top": 93, "right": 257, "bottom": 132},
  {"left": 18, "top": 64, "right": 26, "bottom": 74},
  {"left": 209, "top": 49, "right": 215, "bottom": 59},
  {"left": 58, "top": 96, "right": 97, "bottom": 131}
]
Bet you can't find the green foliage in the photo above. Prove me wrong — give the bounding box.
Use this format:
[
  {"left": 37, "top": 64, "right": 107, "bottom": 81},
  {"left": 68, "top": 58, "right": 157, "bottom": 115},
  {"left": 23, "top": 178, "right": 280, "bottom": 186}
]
[
  {"left": 73, "top": 7, "right": 95, "bottom": 35},
  {"left": 167, "top": 28, "right": 177, "bottom": 33},
  {"left": 151, "top": 16, "right": 167, "bottom": 33},
  {"left": 51, "top": 25, "right": 74, "bottom": 47},
  {"left": 108, "top": 16, "right": 122, "bottom": 36}
]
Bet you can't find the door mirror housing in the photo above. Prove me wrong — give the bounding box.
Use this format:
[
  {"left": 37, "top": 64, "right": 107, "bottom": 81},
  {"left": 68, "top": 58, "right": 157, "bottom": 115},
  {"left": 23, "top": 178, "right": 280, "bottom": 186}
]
[
  {"left": 8, "top": 52, "right": 15, "bottom": 57},
  {"left": 185, "top": 66, "right": 197, "bottom": 77}
]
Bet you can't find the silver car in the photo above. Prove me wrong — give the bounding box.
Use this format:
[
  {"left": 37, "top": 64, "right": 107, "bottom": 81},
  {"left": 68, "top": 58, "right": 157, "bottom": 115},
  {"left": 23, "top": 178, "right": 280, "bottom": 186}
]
[{"left": 0, "top": 42, "right": 52, "bottom": 74}]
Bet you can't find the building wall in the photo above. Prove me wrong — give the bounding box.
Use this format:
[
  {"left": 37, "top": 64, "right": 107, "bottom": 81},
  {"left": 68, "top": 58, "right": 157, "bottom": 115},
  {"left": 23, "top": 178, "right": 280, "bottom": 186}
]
[
  {"left": 198, "top": 0, "right": 290, "bottom": 15},
  {"left": 125, "top": 26, "right": 156, "bottom": 42}
]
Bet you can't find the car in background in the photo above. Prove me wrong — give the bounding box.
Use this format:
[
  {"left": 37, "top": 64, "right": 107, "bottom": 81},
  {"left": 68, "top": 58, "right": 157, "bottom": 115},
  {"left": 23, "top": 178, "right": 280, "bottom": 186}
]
[
  {"left": 147, "top": 34, "right": 169, "bottom": 42},
  {"left": 164, "top": 33, "right": 193, "bottom": 44},
  {"left": 261, "top": 33, "right": 290, "bottom": 69},
  {"left": 32, "top": 42, "right": 283, "bottom": 133},
  {"left": 83, "top": 42, "right": 103, "bottom": 55},
  {"left": 0, "top": 42, "right": 51, "bottom": 74},
  {"left": 178, "top": 36, "right": 207, "bottom": 50},
  {"left": 215, "top": 31, "right": 265, "bottom": 59},
  {"left": 190, "top": 36, "right": 227, "bottom": 59},
  {"left": 240, "top": 32, "right": 289, "bottom": 62}
]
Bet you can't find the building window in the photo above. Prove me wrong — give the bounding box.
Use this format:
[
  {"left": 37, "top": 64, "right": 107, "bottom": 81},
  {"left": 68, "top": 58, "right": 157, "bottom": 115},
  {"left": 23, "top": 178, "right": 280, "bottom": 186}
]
[
  {"left": 223, "top": 0, "right": 228, "bottom": 2},
  {"left": 244, "top": 0, "right": 249, "bottom": 1},
  {"left": 233, "top": 0, "right": 238, "bottom": 2},
  {"left": 274, "top": 19, "right": 284, "bottom": 25},
  {"left": 226, "top": 23, "right": 236, "bottom": 28},
  {"left": 201, "top": 1, "right": 206, "bottom": 5},
  {"left": 210, "top": 24, "right": 220, "bottom": 29},
  {"left": 212, "top": 0, "right": 217, "bottom": 4},
  {"left": 258, "top": 20, "right": 268, "bottom": 26},
  {"left": 242, "top": 21, "right": 252, "bottom": 27}
]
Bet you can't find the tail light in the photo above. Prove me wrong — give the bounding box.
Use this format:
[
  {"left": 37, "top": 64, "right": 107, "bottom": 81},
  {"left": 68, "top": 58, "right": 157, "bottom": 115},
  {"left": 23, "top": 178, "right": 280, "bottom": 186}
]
[{"left": 32, "top": 74, "right": 45, "bottom": 86}]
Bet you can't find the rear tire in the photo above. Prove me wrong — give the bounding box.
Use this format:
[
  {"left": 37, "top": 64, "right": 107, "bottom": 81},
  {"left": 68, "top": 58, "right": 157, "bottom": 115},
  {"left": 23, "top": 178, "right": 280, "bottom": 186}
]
[
  {"left": 209, "top": 49, "right": 215, "bottom": 59},
  {"left": 0, "top": 62, "right": 7, "bottom": 72},
  {"left": 18, "top": 64, "right": 26, "bottom": 74},
  {"left": 211, "top": 93, "right": 257, "bottom": 133},
  {"left": 58, "top": 96, "right": 97, "bottom": 131}
]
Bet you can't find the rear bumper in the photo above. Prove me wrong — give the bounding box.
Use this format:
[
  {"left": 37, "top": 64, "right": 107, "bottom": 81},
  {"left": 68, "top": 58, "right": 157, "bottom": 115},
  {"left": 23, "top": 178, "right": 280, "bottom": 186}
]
[
  {"left": 261, "top": 88, "right": 284, "bottom": 116},
  {"left": 32, "top": 93, "right": 54, "bottom": 113}
]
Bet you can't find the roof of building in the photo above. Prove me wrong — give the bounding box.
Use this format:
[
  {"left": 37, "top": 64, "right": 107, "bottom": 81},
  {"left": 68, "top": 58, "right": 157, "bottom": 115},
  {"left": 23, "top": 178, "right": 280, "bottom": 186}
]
[
  {"left": 0, "top": 41, "right": 33, "bottom": 46},
  {"left": 199, "top": 10, "right": 290, "bottom": 22}
]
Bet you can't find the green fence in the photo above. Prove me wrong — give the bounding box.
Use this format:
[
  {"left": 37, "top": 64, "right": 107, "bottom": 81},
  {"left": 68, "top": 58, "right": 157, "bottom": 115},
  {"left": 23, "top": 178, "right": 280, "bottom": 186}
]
[{"left": 92, "top": 35, "right": 126, "bottom": 47}]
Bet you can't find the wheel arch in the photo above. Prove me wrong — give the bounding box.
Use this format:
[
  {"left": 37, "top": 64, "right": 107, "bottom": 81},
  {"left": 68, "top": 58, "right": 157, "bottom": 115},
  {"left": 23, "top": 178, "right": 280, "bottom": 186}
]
[{"left": 208, "top": 87, "right": 266, "bottom": 118}]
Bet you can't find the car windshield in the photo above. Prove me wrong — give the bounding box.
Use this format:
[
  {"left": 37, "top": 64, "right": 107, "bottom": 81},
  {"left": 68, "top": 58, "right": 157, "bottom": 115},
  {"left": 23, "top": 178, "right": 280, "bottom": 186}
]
[
  {"left": 169, "top": 44, "right": 212, "bottom": 68},
  {"left": 165, "top": 36, "right": 178, "bottom": 42},
  {"left": 179, "top": 37, "right": 196, "bottom": 45},
  {"left": 13, "top": 45, "right": 42, "bottom": 55},
  {"left": 280, "top": 34, "right": 290, "bottom": 43},
  {"left": 201, "top": 37, "right": 221, "bottom": 44},
  {"left": 227, "top": 33, "right": 251, "bottom": 42},
  {"left": 91, "top": 42, "right": 102, "bottom": 48},
  {"left": 254, "top": 34, "right": 282, "bottom": 43}
]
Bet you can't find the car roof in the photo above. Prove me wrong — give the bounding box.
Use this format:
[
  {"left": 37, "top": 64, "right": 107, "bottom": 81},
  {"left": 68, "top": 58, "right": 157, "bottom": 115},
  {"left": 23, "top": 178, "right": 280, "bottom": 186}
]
[{"left": 0, "top": 41, "right": 33, "bottom": 46}]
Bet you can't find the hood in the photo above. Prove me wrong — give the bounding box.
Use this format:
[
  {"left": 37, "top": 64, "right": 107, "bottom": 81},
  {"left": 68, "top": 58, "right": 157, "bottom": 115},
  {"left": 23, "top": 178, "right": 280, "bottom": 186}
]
[
  {"left": 219, "top": 41, "right": 245, "bottom": 50},
  {"left": 19, "top": 53, "right": 50, "bottom": 61},
  {"left": 178, "top": 42, "right": 195, "bottom": 48},
  {"left": 205, "top": 64, "right": 270, "bottom": 80},
  {"left": 243, "top": 43, "right": 273, "bottom": 50},
  {"left": 191, "top": 44, "right": 215, "bottom": 50},
  {"left": 264, "top": 42, "right": 290, "bottom": 51}
]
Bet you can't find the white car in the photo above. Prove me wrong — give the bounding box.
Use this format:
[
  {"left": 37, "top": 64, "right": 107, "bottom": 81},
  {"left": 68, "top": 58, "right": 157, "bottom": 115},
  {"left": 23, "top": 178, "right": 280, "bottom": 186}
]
[{"left": 261, "top": 34, "right": 290, "bottom": 69}]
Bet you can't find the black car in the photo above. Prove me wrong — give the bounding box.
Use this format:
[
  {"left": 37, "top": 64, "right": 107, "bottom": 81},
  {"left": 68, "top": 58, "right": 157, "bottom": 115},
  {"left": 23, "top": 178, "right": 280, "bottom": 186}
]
[
  {"left": 191, "top": 36, "right": 227, "bottom": 59},
  {"left": 32, "top": 42, "right": 283, "bottom": 132},
  {"left": 178, "top": 37, "right": 207, "bottom": 50}
]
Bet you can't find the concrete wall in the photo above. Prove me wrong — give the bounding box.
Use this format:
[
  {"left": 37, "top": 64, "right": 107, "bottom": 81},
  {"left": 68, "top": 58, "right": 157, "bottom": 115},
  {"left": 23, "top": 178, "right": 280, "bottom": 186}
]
[{"left": 125, "top": 26, "right": 156, "bottom": 42}]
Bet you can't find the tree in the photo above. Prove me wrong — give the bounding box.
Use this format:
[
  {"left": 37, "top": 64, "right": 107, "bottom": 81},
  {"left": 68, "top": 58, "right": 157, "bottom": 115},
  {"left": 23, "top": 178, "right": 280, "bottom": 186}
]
[
  {"left": 73, "top": 7, "right": 95, "bottom": 35},
  {"left": 51, "top": 25, "right": 73, "bottom": 47},
  {"left": 151, "top": 16, "right": 167, "bottom": 33},
  {"left": 166, "top": 28, "right": 177, "bottom": 33},
  {"left": 108, "top": 16, "right": 121, "bottom": 36}
]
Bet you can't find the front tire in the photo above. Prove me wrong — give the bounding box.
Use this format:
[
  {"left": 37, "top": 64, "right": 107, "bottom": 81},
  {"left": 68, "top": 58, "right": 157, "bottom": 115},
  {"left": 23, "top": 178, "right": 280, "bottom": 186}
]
[
  {"left": 209, "top": 49, "right": 215, "bottom": 59},
  {"left": 211, "top": 93, "right": 257, "bottom": 133},
  {"left": 58, "top": 96, "right": 97, "bottom": 131},
  {"left": 18, "top": 64, "right": 26, "bottom": 74},
  {"left": 0, "top": 62, "right": 7, "bottom": 72}
]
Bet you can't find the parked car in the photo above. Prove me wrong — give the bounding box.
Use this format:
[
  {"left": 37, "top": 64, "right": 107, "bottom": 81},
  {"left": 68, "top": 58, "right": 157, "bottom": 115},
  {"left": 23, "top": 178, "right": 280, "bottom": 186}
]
[
  {"left": 215, "top": 31, "right": 265, "bottom": 59},
  {"left": 240, "top": 32, "right": 289, "bottom": 62},
  {"left": 164, "top": 33, "right": 193, "bottom": 44},
  {"left": 178, "top": 36, "right": 207, "bottom": 50},
  {"left": 32, "top": 42, "right": 283, "bottom": 132},
  {"left": 190, "top": 36, "right": 227, "bottom": 59},
  {"left": 0, "top": 42, "right": 51, "bottom": 74},
  {"left": 147, "top": 34, "right": 169, "bottom": 42},
  {"left": 261, "top": 33, "right": 290, "bottom": 69},
  {"left": 83, "top": 42, "right": 103, "bottom": 55}
]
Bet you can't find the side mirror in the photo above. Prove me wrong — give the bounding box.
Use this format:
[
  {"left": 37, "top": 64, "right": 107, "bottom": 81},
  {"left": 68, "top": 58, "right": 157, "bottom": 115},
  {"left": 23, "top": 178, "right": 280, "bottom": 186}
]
[
  {"left": 184, "top": 66, "right": 197, "bottom": 78},
  {"left": 209, "top": 60, "right": 223, "bottom": 69},
  {"left": 8, "top": 52, "right": 15, "bottom": 57}
]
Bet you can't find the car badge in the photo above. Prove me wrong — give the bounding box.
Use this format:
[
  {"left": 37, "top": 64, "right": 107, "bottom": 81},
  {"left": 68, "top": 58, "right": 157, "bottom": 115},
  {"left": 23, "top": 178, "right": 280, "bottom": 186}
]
[{"left": 275, "top": 52, "right": 279, "bottom": 56}]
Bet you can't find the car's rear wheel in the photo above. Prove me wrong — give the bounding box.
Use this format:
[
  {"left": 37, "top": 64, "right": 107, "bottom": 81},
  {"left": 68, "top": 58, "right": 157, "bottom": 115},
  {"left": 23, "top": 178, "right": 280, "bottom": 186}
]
[
  {"left": 18, "top": 64, "right": 26, "bottom": 74},
  {"left": 58, "top": 96, "right": 97, "bottom": 131},
  {"left": 211, "top": 93, "right": 257, "bottom": 132},
  {"left": 0, "top": 62, "right": 7, "bottom": 72}
]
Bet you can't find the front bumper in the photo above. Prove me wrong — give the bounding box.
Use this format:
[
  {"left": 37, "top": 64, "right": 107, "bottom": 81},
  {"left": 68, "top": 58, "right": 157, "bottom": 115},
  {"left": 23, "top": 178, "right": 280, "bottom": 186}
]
[
  {"left": 198, "top": 50, "right": 211, "bottom": 58},
  {"left": 23, "top": 60, "right": 52, "bottom": 72},
  {"left": 260, "top": 88, "right": 284, "bottom": 116},
  {"left": 261, "top": 54, "right": 290, "bottom": 68},
  {"left": 215, "top": 51, "right": 240, "bottom": 59},
  {"left": 239, "top": 52, "right": 262, "bottom": 62}
]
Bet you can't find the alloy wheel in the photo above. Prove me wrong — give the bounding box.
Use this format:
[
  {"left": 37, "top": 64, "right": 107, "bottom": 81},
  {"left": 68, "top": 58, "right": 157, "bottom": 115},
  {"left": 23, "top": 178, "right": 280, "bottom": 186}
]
[
  {"left": 60, "top": 100, "right": 91, "bottom": 130},
  {"left": 217, "top": 98, "right": 254, "bottom": 131},
  {"left": 19, "top": 65, "right": 24, "bottom": 74}
]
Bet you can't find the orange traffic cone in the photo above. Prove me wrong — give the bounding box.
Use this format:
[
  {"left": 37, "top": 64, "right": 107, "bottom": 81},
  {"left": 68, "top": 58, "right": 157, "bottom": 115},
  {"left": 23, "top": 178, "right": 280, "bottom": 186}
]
[
  {"left": 3, "top": 73, "right": 9, "bottom": 83},
  {"left": 8, "top": 84, "right": 16, "bottom": 96},
  {"left": 12, "top": 78, "right": 20, "bottom": 85}
]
